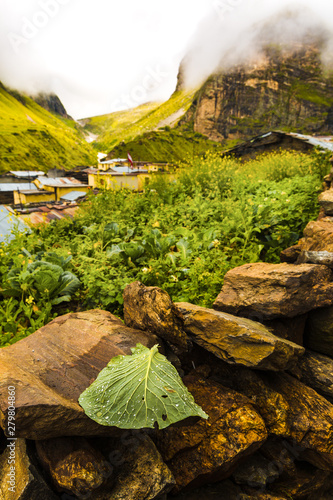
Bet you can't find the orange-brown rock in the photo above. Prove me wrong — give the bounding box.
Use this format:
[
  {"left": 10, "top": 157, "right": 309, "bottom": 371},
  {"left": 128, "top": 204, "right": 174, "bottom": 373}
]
[
  {"left": 0, "top": 439, "right": 58, "bottom": 499},
  {"left": 297, "top": 218, "right": 333, "bottom": 252},
  {"left": 153, "top": 375, "right": 267, "bottom": 493},
  {"left": 123, "top": 281, "right": 188, "bottom": 351},
  {"left": 91, "top": 434, "right": 175, "bottom": 500},
  {"left": 213, "top": 263, "right": 333, "bottom": 320},
  {"left": 174, "top": 303, "right": 304, "bottom": 371},
  {"left": 296, "top": 350, "right": 333, "bottom": 402},
  {"left": 0, "top": 310, "right": 158, "bottom": 440},
  {"left": 318, "top": 189, "right": 333, "bottom": 216},
  {"left": 263, "top": 315, "right": 307, "bottom": 346},
  {"left": 36, "top": 437, "right": 111, "bottom": 497}
]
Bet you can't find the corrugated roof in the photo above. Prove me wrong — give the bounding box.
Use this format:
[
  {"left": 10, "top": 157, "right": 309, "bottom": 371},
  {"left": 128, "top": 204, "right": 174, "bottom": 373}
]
[
  {"left": 287, "top": 132, "right": 333, "bottom": 152},
  {"left": 0, "top": 183, "right": 36, "bottom": 192},
  {"left": 100, "top": 158, "right": 127, "bottom": 164},
  {"left": 19, "top": 206, "right": 79, "bottom": 226},
  {"left": 36, "top": 177, "right": 88, "bottom": 187},
  {"left": 0, "top": 205, "right": 29, "bottom": 243},
  {"left": 60, "top": 191, "right": 88, "bottom": 201},
  {"left": 9, "top": 171, "right": 45, "bottom": 178}
]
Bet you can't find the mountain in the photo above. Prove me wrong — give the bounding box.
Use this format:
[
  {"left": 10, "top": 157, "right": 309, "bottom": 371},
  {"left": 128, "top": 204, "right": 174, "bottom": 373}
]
[
  {"left": 179, "top": 43, "right": 333, "bottom": 141},
  {"left": 0, "top": 84, "right": 96, "bottom": 173}
]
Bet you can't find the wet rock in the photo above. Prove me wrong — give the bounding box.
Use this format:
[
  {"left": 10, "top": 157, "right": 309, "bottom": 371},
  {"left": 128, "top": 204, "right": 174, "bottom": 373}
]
[
  {"left": 154, "top": 374, "right": 267, "bottom": 493},
  {"left": 213, "top": 263, "right": 333, "bottom": 320},
  {"left": 123, "top": 281, "right": 188, "bottom": 351},
  {"left": 174, "top": 303, "right": 304, "bottom": 371},
  {"left": 294, "top": 350, "right": 333, "bottom": 403},
  {"left": 304, "top": 306, "right": 333, "bottom": 358},
  {"left": 0, "top": 310, "right": 158, "bottom": 440},
  {"left": 35, "top": 437, "right": 111, "bottom": 497},
  {"left": 171, "top": 479, "right": 243, "bottom": 500},
  {"left": 91, "top": 434, "right": 175, "bottom": 500},
  {"left": 318, "top": 189, "right": 333, "bottom": 215},
  {"left": 296, "top": 250, "right": 333, "bottom": 267},
  {"left": 0, "top": 439, "right": 58, "bottom": 499},
  {"left": 262, "top": 315, "right": 307, "bottom": 346},
  {"left": 232, "top": 453, "right": 280, "bottom": 488},
  {"left": 270, "top": 461, "right": 330, "bottom": 499}
]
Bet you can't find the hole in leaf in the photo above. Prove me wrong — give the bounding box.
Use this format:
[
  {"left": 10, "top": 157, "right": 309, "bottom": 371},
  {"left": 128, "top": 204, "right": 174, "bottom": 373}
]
[
  {"left": 162, "top": 414, "right": 167, "bottom": 421},
  {"left": 162, "top": 395, "right": 168, "bottom": 398}
]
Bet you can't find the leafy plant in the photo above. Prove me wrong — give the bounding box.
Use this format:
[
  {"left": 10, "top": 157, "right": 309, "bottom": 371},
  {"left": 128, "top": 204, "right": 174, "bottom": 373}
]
[{"left": 79, "top": 344, "right": 208, "bottom": 429}]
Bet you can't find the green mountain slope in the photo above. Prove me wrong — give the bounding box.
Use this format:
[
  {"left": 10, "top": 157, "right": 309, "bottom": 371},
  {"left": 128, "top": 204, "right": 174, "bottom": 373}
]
[
  {"left": 0, "top": 85, "right": 96, "bottom": 173},
  {"left": 81, "top": 89, "right": 198, "bottom": 152}
]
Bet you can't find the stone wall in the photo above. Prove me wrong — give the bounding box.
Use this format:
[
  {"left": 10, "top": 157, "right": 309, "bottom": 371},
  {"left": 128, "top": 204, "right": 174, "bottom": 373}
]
[{"left": 1, "top": 165, "right": 333, "bottom": 499}]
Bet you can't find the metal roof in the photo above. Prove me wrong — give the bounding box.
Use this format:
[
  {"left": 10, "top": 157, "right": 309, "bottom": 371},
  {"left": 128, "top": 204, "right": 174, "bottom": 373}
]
[
  {"left": 0, "top": 205, "right": 29, "bottom": 243},
  {"left": 36, "top": 177, "right": 87, "bottom": 187},
  {"left": 19, "top": 206, "right": 79, "bottom": 226},
  {"left": 9, "top": 171, "right": 45, "bottom": 178},
  {"left": 0, "top": 183, "right": 36, "bottom": 192},
  {"left": 100, "top": 158, "right": 127, "bottom": 164},
  {"left": 286, "top": 132, "right": 333, "bottom": 152},
  {"left": 60, "top": 191, "right": 88, "bottom": 201}
]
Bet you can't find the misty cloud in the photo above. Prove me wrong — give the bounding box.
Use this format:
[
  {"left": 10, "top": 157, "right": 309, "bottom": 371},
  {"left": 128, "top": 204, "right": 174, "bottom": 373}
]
[{"left": 182, "top": 0, "right": 333, "bottom": 88}]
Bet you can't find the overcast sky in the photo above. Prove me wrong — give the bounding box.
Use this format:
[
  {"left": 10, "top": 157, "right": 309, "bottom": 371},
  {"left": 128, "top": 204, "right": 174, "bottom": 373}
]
[{"left": 0, "top": 0, "right": 332, "bottom": 119}]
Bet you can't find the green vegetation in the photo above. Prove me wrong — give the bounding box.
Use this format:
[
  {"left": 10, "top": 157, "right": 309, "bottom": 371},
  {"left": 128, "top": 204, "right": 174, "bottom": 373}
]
[
  {"left": 0, "top": 85, "right": 96, "bottom": 172},
  {"left": 81, "top": 89, "right": 198, "bottom": 152},
  {"left": 0, "top": 150, "right": 330, "bottom": 346},
  {"left": 79, "top": 344, "right": 208, "bottom": 429}
]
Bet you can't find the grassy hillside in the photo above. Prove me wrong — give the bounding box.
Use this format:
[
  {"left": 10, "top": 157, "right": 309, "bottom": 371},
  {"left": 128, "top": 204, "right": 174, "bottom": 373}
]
[
  {"left": 81, "top": 89, "right": 198, "bottom": 152},
  {"left": 107, "top": 128, "right": 226, "bottom": 164},
  {"left": 0, "top": 85, "right": 96, "bottom": 173}
]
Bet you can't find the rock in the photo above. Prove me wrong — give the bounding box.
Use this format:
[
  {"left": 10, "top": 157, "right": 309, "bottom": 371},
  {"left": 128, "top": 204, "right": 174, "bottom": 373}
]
[
  {"left": 298, "top": 218, "right": 333, "bottom": 252},
  {"left": 35, "top": 437, "right": 112, "bottom": 497},
  {"left": 304, "top": 306, "right": 333, "bottom": 357},
  {"left": 259, "top": 373, "right": 333, "bottom": 471},
  {"left": 174, "top": 303, "right": 304, "bottom": 371},
  {"left": 295, "top": 350, "right": 333, "bottom": 402},
  {"left": 296, "top": 250, "right": 333, "bottom": 267},
  {"left": 0, "top": 439, "right": 58, "bottom": 499},
  {"left": 123, "top": 281, "right": 189, "bottom": 351},
  {"left": 153, "top": 374, "right": 267, "bottom": 493},
  {"left": 318, "top": 189, "right": 333, "bottom": 215},
  {"left": 262, "top": 315, "right": 307, "bottom": 346},
  {"left": 213, "top": 263, "right": 333, "bottom": 320},
  {"left": 0, "top": 310, "right": 158, "bottom": 440},
  {"left": 280, "top": 245, "right": 302, "bottom": 263},
  {"left": 90, "top": 433, "right": 175, "bottom": 500},
  {"left": 232, "top": 453, "right": 280, "bottom": 488}
]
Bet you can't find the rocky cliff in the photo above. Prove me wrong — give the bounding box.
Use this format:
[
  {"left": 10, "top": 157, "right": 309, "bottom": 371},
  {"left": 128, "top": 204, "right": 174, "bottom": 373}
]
[
  {"left": 180, "top": 44, "right": 333, "bottom": 141},
  {"left": 32, "top": 92, "right": 72, "bottom": 120}
]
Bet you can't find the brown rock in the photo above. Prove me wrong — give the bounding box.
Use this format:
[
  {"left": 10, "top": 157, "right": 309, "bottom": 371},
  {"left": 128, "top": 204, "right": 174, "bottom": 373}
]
[
  {"left": 0, "top": 310, "right": 158, "bottom": 440},
  {"left": 36, "top": 437, "right": 111, "bottom": 497},
  {"left": 298, "top": 218, "right": 333, "bottom": 252},
  {"left": 318, "top": 189, "right": 333, "bottom": 215},
  {"left": 259, "top": 372, "right": 333, "bottom": 471},
  {"left": 91, "top": 434, "right": 175, "bottom": 500},
  {"left": 123, "top": 281, "right": 189, "bottom": 351},
  {"left": 280, "top": 245, "right": 302, "bottom": 263},
  {"left": 153, "top": 375, "right": 267, "bottom": 493},
  {"left": 213, "top": 263, "right": 333, "bottom": 320},
  {"left": 263, "top": 315, "right": 307, "bottom": 346},
  {"left": 0, "top": 439, "right": 58, "bottom": 500},
  {"left": 304, "top": 306, "right": 333, "bottom": 358},
  {"left": 295, "top": 350, "right": 333, "bottom": 402},
  {"left": 232, "top": 452, "right": 280, "bottom": 488},
  {"left": 171, "top": 479, "right": 243, "bottom": 500},
  {"left": 174, "top": 303, "right": 304, "bottom": 371}
]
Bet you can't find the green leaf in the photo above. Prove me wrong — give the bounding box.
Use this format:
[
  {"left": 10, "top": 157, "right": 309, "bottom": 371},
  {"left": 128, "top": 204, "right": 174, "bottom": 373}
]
[{"left": 78, "top": 344, "right": 208, "bottom": 430}]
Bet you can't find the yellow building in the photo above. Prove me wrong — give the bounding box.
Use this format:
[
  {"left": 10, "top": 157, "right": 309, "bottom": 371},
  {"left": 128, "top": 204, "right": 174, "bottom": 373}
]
[
  {"left": 13, "top": 189, "right": 55, "bottom": 205},
  {"left": 88, "top": 169, "right": 151, "bottom": 191},
  {"left": 34, "top": 177, "right": 90, "bottom": 201}
]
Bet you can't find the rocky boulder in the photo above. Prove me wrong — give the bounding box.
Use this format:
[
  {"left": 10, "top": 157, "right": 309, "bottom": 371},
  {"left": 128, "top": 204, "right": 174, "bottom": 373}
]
[
  {"left": 0, "top": 310, "right": 158, "bottom": 440},
  {"left": 153, "top": 374, "right": 267, "bottom": 493},
  {"left": 123, "top": 281, "right": 188, "bottom": 351},
  {"left": 318, "top": 190, "right": 333, "bottom": 216},
  {"left": 174, "top": 303, "right": 304, "bottom": 371},
  {"left": 295, "top": 350, "right": 333, "bottom": 402},
  {"left": 213, "top": 263, "right": 333, "bottom": 320},
  {"left": 297, "top": 218, "right": 333, "bottom": 253}
]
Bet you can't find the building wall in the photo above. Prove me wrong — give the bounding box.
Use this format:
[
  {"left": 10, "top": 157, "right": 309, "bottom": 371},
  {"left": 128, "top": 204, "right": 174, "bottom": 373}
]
[
  {"left": 88, "top": 173, "right": 152, "bottom": 191},
  {"left": 13, "top": 191, "right": 56, "bottom": 205}
]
